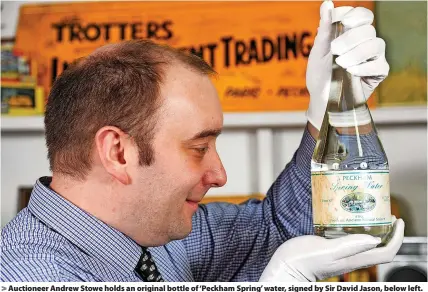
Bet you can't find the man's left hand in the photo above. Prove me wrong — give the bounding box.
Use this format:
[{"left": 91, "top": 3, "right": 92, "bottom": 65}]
[{"left": 259, "top": 217, "right": 404, "bottom": 282}]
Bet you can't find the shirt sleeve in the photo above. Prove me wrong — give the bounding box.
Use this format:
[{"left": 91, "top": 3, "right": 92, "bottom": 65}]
[{"left": 183, "top": 127, "right": 316, "bottom": 282}]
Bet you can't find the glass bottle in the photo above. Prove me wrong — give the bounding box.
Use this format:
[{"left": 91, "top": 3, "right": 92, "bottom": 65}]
[{"left": 311, "top": 21, "right": 393, "bottom": 245}]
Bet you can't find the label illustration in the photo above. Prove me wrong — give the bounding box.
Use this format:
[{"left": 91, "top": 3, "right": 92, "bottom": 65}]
[
  {"left": 311, "top": 170, "right": 391, "bottom": 227},
  {"left": 340, "top": 192, "right": 376, "bottom": 213}
]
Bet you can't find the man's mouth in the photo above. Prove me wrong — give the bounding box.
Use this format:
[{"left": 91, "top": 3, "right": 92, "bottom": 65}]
[
  {"left": 185, "top": 199, "right": 200, "bottom": 211},
  {"left": 186, "top": 189, "right": 209, "bottom": 211},
  {"left": 186, "top": 198, "right": 200, "bottom": 203}
]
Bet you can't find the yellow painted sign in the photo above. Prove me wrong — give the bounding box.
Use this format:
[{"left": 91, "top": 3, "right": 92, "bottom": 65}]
[{"left": 14, "top": 1, "right": 375, "bottom": 112}]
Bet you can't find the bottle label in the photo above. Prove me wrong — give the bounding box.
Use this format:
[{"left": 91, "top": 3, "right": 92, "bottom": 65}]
[{"left": 311, "top": 170, "right": 391, "bottom": 227}]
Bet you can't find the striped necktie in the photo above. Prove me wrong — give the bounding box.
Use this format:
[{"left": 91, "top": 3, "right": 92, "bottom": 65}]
[{"left": 136, "top": 247, "right": 164, "bottom": 282}]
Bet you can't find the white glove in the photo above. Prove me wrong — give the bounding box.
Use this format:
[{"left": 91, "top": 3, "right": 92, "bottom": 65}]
[
  {"left": 306, "top": 1, "right": 390, "bottom": 130},
  {"left": 259, "top": 217, "right": 404, "bottom": 282}
]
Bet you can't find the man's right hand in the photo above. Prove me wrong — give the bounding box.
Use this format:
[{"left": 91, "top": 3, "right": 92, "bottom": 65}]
[
  {"left": 259, "top": 218, "right": 405, "bottom": 282},
  {"left": 306, "top": 1, "right": 390, "bottom": 133}
]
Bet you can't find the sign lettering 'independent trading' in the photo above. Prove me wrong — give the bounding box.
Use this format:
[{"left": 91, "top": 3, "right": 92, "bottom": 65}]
[{"left": 14, "top": 1, "right": 375, "bottom": 112}]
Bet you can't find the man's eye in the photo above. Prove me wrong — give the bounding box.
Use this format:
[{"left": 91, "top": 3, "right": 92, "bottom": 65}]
[{"left": 194, "top": 147, "right": 209, "bottom": 155}]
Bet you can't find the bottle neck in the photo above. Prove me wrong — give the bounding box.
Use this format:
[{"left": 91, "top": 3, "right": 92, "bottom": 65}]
[
  {"left": 331, "top": 22, "right": 344, "bottom": 64},
  {"left": 327, "top": 21, "right": 371, "bottom": 127},
  {"left": 335, "top": 22, "right": 345, "bottom": 37}
]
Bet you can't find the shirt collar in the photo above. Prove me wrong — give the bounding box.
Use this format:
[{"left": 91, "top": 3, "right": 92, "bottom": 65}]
[{"left": 28, "top": 176, "right": 142, "bottom": 277}]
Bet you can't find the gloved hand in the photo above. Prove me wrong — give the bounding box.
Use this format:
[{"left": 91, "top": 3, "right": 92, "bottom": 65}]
[
  {"left": 306, "top": 1, "right": 390, "bottom": 130},
  {"left": 259, "top": 217, "right": 404, "bottom": 282}
]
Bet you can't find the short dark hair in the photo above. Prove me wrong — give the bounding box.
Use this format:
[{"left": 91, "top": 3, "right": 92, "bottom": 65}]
[{"left": 45, "top": 40, "right": 216, "bottom": 180}]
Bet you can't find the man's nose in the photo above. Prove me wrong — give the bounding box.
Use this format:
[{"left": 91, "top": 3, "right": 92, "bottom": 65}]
[
  {"left": 211, "top": 164, "right": 227, "bottom": 188},
  {"left": 204, "top": 154, "right": 227, "bottom": 188}
]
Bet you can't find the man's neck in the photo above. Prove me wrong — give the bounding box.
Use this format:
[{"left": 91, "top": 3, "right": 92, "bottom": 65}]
[
  {"left": 49, "top": 173, "right": 166, "bottom": 247},
  {"left": 50, "top": 173, "right": 121, "bottom": 228}
]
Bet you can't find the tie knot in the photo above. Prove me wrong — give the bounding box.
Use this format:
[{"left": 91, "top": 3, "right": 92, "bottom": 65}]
[{"left": 136, "top": 248, "right": 164, "bottom": 282}]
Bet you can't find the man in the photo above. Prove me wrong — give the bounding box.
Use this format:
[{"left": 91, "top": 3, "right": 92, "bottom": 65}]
[{"left": 1, "top": 1, "right": 404, "bottom": 282}]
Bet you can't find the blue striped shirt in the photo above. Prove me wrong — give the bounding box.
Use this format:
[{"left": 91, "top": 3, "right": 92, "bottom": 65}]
[{"left": 1, "top": 129, "right": 315, "bottom": 282}]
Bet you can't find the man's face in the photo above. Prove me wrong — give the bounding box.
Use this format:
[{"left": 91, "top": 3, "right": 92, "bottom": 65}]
[{"left": 128, "top": 64, "right": 227, "bottom": 245}]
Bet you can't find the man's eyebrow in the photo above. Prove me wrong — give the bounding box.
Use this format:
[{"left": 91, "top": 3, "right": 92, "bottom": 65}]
[{"left": 188, "top": 128, "right": 222, "bottom": 141}]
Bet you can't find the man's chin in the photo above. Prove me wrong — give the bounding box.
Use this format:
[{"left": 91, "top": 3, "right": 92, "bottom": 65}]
[{"left": 169, "top": 223, "right": 193, "bottom": 241}]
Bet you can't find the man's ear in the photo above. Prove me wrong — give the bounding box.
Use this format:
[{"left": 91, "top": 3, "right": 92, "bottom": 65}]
[{"left": 94, "top": 126, "right": 135, "bottom": 185}]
